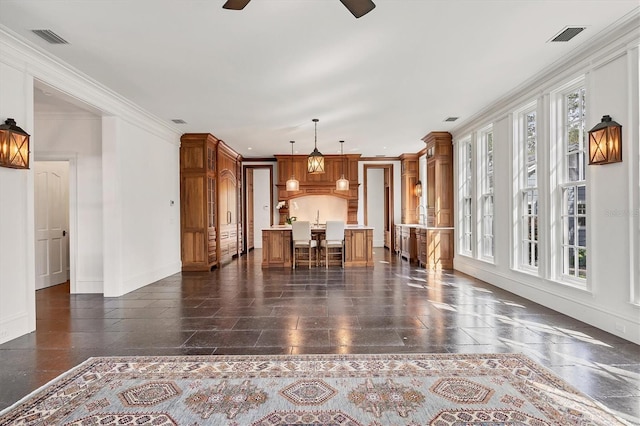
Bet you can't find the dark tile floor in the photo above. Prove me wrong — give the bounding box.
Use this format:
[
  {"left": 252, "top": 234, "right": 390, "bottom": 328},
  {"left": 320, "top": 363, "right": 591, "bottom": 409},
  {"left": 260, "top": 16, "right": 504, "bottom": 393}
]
[{"left": 0, "top": 249, "right": 638, "bottom": 423}]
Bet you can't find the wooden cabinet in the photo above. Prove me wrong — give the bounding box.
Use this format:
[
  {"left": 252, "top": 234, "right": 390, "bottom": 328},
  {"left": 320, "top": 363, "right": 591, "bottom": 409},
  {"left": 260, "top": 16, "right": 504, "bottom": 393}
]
[
  {"left": 180, "top": 134, "right": 242, "bottom": 271},
  {"left": 261, "top": 229, "right": 292, "bottom": 268},
  {"left": 400, "top": 154, "right": 419, "bottom": 224},
  {"left": 217, "top": 143, "right": 242, "bottom": 264},
  {"left": 398, "top": 225, "right": 417, "bottom": 262},
  {"left": 344, "top": 228, "right": 374, "bottom": 267},
  {"left": 180, "top": 134, "right": 218, "bottom": 271},
  {"left": 274, "top": 154, "right": 361, "bottom": 225},
  {"left": 417, "top": 228, "right": 427, "bottom": 266},
  {"left": 418, "top": 228, "right": 454, "bottom": 269},
  {"left": 262, "top": 227, "right": 373, "bottom": 268},
  {"left": 422, "top": 132, "right": 453, "bottom": 227},
  {"left": 400, "top": 224, "right": 454, "bottom": 269}
]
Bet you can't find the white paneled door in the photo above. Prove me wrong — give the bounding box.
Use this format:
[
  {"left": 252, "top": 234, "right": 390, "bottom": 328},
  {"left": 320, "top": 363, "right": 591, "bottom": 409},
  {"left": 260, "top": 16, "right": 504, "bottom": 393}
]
[{"left": 35, "top": 161, "right": 70, "bottom": 290}]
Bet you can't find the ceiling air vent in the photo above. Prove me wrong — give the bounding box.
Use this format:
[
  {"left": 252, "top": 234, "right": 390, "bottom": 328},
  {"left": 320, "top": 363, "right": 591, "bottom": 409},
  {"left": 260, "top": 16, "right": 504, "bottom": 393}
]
[
  {"left": 550, "top": 26, "right": 585, "bottom": 42},
  {"left": 171, "top": 119, "right": 187, "bottom": 124},
  {"left": 444, "top": 117, "right": 459, "bottom": 122},
  {"left": 31, "top": 29, "right": 69, "bottom": 44}
]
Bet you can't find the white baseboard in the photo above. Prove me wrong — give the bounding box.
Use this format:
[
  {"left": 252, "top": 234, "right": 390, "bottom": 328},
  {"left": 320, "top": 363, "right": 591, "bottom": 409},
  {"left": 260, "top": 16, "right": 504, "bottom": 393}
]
[{"left": 0, "top": 312, "right": 33, "bottom": 345}]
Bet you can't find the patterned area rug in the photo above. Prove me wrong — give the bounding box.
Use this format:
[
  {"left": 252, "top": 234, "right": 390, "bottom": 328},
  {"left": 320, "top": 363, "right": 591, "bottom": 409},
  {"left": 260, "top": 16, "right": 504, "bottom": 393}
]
[{"left": 0, "top": 353, "right": 628, "bottom": 426}]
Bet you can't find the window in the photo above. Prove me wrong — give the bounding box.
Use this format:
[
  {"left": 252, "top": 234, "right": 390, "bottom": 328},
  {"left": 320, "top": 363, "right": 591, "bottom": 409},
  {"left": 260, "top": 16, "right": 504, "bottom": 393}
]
[
  {"left": 460, "top": 138, "right": 473, "bottom": 255},
  {"left": 480, "top": 128, "right": 494, "bottom": 259},
  {"left": 517, "top": 106, "right": 539, "bottom": 270},
  {"left": 559, "top": 86, "right": 587, "bottom": 280}
]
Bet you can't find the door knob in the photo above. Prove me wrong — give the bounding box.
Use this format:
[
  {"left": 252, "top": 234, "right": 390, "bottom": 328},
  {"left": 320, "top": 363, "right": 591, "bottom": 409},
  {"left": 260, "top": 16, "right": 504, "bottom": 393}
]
[{"left": 63, "top": 230, "right": 67, "bottom": 236}]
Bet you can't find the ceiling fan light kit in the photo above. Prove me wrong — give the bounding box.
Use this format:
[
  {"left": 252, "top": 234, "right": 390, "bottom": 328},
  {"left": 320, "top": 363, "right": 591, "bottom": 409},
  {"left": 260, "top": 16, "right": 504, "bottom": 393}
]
[{"left": 223, "top": 0, "right": 376, "bottom": 18}]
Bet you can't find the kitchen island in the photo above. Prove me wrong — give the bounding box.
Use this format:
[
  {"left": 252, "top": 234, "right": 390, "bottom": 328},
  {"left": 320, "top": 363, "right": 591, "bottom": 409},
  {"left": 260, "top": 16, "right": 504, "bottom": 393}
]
[{"left": 261, "top": 225, "right": 374, "bottom": 268}]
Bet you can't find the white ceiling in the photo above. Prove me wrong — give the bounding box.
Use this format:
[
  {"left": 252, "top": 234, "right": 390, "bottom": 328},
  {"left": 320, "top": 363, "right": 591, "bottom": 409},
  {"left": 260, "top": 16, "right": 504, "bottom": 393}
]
[{"left": 1, "top": 0, "right": 638, "bottom": 157}]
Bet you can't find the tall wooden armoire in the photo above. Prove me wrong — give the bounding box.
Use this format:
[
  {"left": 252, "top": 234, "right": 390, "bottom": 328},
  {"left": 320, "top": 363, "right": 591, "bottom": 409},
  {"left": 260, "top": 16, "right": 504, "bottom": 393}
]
[{"left": 180, "top": 134, "right": 242, "bottom": 271}]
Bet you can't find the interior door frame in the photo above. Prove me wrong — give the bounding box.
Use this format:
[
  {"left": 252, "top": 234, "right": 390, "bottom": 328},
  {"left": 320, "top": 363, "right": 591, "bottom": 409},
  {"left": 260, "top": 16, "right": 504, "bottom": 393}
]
[
  {"left": 363, "top": 164, "right": 394, "bottom": 249},
  {"left": 242, "top": 164, "right": 274, "bottom": 253},
  {"left": 33, "top": 152, "right": 78, "bottom": 293}
]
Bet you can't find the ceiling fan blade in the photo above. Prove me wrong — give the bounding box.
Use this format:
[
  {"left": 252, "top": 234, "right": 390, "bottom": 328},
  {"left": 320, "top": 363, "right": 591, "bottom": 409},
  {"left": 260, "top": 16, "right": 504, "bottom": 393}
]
[
  {"left": 222, "top": 0, "right": 251, "bottom": 10},
  {"left": 339, "top": 0, "right": 376, "bottom": 18}
]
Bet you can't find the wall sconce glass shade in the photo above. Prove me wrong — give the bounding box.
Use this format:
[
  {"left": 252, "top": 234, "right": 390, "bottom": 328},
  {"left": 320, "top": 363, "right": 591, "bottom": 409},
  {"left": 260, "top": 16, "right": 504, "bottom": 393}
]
[
  {"left": 0, "top": 118, "right": 30, "bottom": 169},
  {"left": 286, "top": 140, "right": 299, "bottom": 191},
  {"left": 588, "top": 115, "right": 622, "bottom": 165},
  {"left": 307, "top": 119, "right": 325, "bottom": 174},
  {"left": 415, "top": 180, "right": 422, "bottom": 197}
]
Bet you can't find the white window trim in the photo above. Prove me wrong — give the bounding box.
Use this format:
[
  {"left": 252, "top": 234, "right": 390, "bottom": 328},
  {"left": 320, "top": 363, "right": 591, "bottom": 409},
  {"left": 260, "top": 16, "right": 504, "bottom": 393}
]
[
  {"left": 550, "top": 76, "right": 589, "bottom": 288},
  {"left": 458, "top": 136, "right": 474, "bottom": 258},
  {"left": 478, "top": 125, "right": 494, "bottom": 262},
  {"left": 513, "top": 101, "right": 539, "bottom": 275}
]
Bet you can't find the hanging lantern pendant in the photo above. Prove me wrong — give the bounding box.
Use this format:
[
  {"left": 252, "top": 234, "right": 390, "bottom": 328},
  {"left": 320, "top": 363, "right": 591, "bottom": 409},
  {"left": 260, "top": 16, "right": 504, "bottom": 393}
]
[{"left": 307, "top": 119, "right": 325, "bottom": 174}]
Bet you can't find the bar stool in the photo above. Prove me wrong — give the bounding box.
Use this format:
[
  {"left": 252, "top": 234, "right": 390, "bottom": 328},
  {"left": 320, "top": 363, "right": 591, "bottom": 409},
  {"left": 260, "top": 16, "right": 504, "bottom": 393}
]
[
  {"left": 292, "top": 221, "right": 317, "bottom": 269},
  {"left": 321, "top": 220, "right": 345, "bottom": 268}
]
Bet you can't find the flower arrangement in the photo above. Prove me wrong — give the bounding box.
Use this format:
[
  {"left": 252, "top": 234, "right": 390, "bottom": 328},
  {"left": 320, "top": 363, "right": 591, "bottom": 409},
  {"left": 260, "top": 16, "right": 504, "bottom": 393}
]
[{"left": 276, "top": 201, "right": 286, "bottom": 210}]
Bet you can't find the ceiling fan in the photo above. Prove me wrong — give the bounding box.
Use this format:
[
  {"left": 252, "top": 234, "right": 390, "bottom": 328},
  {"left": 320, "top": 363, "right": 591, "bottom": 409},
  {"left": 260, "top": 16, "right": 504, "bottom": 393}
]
[{"left": 222, "top": 0, "right": 376, "bottom": 18}]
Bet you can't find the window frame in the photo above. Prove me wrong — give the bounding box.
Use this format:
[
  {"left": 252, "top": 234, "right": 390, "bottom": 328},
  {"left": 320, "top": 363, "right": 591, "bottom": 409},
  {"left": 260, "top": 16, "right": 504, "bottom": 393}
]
[
  {"left": 514, "top": 102, "right": 540, "bottom": 274},
  {"left": 552, "top": 79, "right": 588, "bottom": 287},
  {"left": 479, "top": 126, "right": 495, "bottom": 262},
  {"left": 459, "top": 137, "right": 474, "bottom": 257}
]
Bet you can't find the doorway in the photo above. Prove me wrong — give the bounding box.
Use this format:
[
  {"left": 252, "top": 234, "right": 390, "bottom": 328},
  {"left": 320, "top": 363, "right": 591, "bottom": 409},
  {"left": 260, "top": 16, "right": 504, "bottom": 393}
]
[
  {"left": 34, "top": 161, "right": 70, "bottom": 290},
  {"left": 243, "top": 165, "right": 274, "bottom": 251},
  {"left": 363, "top": 164, "right": 394, "bottom": 249}
]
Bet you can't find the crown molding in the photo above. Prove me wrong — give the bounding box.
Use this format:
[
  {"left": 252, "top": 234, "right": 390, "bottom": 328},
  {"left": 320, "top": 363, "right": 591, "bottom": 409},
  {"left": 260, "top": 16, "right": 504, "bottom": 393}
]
[
  {"left": 450, "top": 7, "right": 640, "bottom": 140},
  {"left": 0, "top": 25, "right": 181, "bottom": 145}
]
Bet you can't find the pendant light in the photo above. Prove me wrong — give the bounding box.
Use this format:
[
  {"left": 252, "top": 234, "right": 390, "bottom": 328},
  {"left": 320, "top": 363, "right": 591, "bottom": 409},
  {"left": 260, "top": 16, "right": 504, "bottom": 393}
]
[
  {"left": 336, "top": 140, "right": 349, "bottom": 190},
  {"left": 286, "top": 140, "right": 299, "bottom": 191},
  {"left": 307, "top": 118, "right": 325, "bottom": 174}
]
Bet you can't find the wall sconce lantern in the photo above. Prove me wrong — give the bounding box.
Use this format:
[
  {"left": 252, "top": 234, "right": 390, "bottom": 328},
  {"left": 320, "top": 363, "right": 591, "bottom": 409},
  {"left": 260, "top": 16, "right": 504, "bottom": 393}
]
[
  {"left": 415, "top": 180, "right": 422, "bottom": 197},
  {"left": 0, "top": 118, "right": 30, "bottom": 169},
  {"left": 307, "top": 118, "right": 325, "bottom": 174},
  {"left": 588, "top": 115, "right": 622, "bottom": 165}
]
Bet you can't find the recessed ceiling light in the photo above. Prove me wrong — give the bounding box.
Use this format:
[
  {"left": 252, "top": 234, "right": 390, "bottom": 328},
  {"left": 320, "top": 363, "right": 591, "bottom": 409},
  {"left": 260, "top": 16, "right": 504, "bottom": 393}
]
[
  {"left": 171, "top": 119, "right": 187, "bottom": 124},
  {"left": 248, "top": 147, "right": 252, "bottom": 150},
  {"left": 444, "top": 116, "right": 459, "bottom": 122}
]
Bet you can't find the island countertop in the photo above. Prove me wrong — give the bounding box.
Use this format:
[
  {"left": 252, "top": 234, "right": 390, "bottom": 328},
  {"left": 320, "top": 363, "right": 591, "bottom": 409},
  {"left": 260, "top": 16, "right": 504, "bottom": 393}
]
[{"left": 263, "top": 224, "right": 374, "bottom": 231}]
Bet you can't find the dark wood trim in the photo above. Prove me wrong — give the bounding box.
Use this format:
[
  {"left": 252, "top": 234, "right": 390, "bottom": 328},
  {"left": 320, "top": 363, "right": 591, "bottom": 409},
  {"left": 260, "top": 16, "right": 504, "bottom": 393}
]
[
  {"left": 363, "top": 164, "right": 394, "bottom": 249},
  {"left": 242, "top": 157, "right": 277, "bottom": 162},
  {"left": 243, "top": 164, "right": 274, "bottom": 253},
  {"left": 359, "top": 156, "right": 401, "bottom": 161}
]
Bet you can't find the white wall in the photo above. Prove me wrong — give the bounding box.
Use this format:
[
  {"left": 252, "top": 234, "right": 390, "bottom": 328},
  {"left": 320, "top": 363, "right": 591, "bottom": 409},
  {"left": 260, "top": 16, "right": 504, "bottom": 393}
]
[
  {"left": 451, "top": 16, "right": 640, "bottom": 344},
  {"left": 0, "top": 27, "right": 181, "bottom": 343},
  {"left": 252, "top": 168, "right": 271, "bottom": 248},
  {"left": 0, "top": 60, "right": 36, "bottom": 344},
  {"left": 366, "top": 168, "right": 385, "bottom": 247},
  {"left": 35, "top": 114, "right": 104, "bottom": 293},
  {"left": 102, "top": 117, "right": 181, "bottom": 297}
]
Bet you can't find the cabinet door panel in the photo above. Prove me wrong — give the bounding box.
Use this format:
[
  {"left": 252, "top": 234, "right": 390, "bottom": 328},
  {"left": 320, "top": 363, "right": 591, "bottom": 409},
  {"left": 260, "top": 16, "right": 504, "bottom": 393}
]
[{"left": 182, "top": 176, "right": 205, "bottom": 229}]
